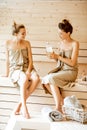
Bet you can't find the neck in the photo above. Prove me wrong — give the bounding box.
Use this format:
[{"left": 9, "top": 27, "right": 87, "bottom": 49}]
[
  {"left": 15, "top": 38, "right": 23, "bottom": 45},
  {"left": 63, "top": 37, "right": 72, "bottom": 44}
]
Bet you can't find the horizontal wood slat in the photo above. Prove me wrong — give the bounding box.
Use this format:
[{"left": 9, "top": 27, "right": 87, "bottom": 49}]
[
  {"left": 0, "top": 42, "right": 87, "bottom": 64},
  {"left": 0, "top": 81, "right": 87, "bottom": 129},
  {"left": 0, "top": 124, "right": 6, "bottom": 130},
  {"left": 0, "top": 0, "right": 87, "bottom": 129}
]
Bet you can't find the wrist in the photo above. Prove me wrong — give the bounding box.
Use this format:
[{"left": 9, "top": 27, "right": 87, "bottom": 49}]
[
  {"left": 55, "top": 54, "right": 58, "bottom": 60},
  {"left": 26, "top": 70, "right": 30, "bottom": 74},
  {"left": 58, "top": 55, "right": 61, "bottom": 61}
]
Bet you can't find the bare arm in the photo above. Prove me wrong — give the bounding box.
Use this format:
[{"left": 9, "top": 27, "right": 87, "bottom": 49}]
[
  {"left": 50, "top": 41, "right": 79, "bottom": 67},
  {"left": 59, "top": 41, "right": 79, "bottom": 66},
  {"left": 26, "top": 41, "right": 33, "bottom": 73}
]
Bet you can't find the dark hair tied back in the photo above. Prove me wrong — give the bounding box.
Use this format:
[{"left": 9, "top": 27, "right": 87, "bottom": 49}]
[{"left": 58, "top": 19, "right": 73, "bottom": 34}]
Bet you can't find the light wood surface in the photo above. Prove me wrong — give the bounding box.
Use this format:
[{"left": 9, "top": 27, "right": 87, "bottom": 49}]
[{"left": 0, "top": 0, "right": 87, "bottom": 130}]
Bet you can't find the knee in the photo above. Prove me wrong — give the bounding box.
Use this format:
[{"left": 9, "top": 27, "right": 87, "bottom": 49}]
[
  {"left": 35, "top": 75, "right": 40, "bottom": 83},
  {"left": 32, "top": 74, "right": 40, "bottom": 83},
  {"left": 19, "top": 79, "right": 29, "bottom": 89},
  {"left": 23, "top": 76, "right": 29, "bottom": 86}
]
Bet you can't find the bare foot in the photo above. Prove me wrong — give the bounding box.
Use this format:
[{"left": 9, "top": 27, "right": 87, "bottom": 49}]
[
  {"left": 55, "top": 103, "right": 63, "bottom": 114},
  {"left": 23, "top": 112, "right": 30, "bottom": 119},
  {"left": 14, "top": 103, "right": 22, "bottom": 115},
  {"left": 21, "top": 106, "right": 30, "bottom": 119}
]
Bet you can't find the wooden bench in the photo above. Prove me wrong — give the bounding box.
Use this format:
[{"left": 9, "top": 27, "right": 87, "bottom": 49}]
[
  {"left": 0, "top": 42, "right": 87, "bottom": 130},
  {"left": 31, "top": 41, "right": 87, "bottom": 105},
  {"left": 5, "top": 112, "right": 87, "bottom": 130}
]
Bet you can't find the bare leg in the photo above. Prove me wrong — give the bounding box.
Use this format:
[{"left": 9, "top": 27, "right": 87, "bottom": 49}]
[
  {"left": 14, "top": 80, "right": 32, "bottom": 115},
  {"left": 42, "top": 84, "right": 52, "bottom": 94},
  {"left": 14, "top": 102, "right": 22, "bottom": 115},
  {"left": 43, "top": 84, "right": 63, "bottom": 112},
  {"left": 22, "top": 74, "right": 40, "bottom": 118},
  {"left": 50, "top": 84, "right": 63, "bottom": 112},
  {"left": 26, "top": 74, "right": 40, "bottom": 98},
  {"left": 14, "top": 74, "right": 40, "bottom": 118},
  {"left": 14, "top": 75, "right": 31, "bottom": 118}
]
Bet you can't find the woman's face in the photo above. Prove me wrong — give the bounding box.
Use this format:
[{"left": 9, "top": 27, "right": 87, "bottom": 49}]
[
  {"left": 17, "top": 28, "right": 26, "bottom": 40},
  {"left": 58, "top": 29, "right": 70, "bottom": 40}
]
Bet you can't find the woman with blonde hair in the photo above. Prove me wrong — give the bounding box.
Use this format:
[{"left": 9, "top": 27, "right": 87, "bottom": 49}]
[{"left": 5, "top": 22, "right": 40, "bottom": 118}]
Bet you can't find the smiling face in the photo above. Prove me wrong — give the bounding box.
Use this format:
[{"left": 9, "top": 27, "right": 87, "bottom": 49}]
[
  {"left": 58, "top": 28, "right": 70, "bottom": 40},
  {"left": 17, "top": 28, "right": 26, "bottom": 40}
]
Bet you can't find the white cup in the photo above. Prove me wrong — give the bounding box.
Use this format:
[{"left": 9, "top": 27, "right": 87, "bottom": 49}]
[{"left": 46, "top": 44, "right": 53, "bottom": 53}]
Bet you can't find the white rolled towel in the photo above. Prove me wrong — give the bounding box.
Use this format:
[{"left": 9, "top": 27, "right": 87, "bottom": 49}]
[{"left": 64, "top": 95, "right": 82, "bottom": 109}]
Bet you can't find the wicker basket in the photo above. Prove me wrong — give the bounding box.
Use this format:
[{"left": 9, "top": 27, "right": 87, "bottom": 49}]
[{"left": 62, "top": 105, "right": 87, "bottom": 123}]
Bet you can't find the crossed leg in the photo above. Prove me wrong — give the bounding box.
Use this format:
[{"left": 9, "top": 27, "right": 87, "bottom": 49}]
[{"left": 14, "top": 71, "right": 40, "bottom": 118}]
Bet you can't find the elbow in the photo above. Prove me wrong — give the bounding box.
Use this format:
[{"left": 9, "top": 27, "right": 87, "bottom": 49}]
[{"left": 70, "top": 61, "right": 77, "bottom": 67}]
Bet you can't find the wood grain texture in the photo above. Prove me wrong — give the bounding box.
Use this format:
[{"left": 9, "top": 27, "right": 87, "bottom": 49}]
[{"left": 0, "top": 0, "right": 87, "bottom": 130}]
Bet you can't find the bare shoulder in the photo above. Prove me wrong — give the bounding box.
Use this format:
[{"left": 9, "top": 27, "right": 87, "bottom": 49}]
[
  {"left": 5, "top": 39, "right": 12, "bottom": 47},
  {"left": 25, "top": 40, "right": 31, "bottom": 47},
  {"left": 72, "top": 40, "right": 79, "bottom": 49}
]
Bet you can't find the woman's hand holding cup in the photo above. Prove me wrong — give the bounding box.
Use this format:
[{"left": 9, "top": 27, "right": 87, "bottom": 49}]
[{"left": 46, "top": 44, "right": 53, "bottom": 58}]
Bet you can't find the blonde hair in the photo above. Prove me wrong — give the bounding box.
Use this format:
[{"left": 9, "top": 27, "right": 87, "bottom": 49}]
[{"left": 12, "top": 21, "right": 25, "bottom": 35}]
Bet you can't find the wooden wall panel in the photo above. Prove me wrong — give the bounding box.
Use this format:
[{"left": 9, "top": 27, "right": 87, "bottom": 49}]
[
  {"left": 0, "top": 41, "right": 87, "bottom": 77},
  {"left": 0, "top": 1, "right": 87, "bottom": 42},
  {"left": 0, "top": 1, "right": 87, "bottom": 130}
]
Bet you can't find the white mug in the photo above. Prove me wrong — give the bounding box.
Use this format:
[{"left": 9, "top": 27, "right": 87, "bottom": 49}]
[{"left": 46, "top": 44, "right": 53, "bottom": 53}]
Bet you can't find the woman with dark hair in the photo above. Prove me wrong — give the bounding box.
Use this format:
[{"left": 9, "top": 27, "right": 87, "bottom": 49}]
[
  {"left": 5, "top": 22, "right": 40, "bottom": 118},
  {"left": 42, "top": 19, "right": 79, "bottom": 112}
]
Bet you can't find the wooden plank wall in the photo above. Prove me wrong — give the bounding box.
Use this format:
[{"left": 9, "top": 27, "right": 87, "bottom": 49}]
[
  {"left": 0, "top": 42, "right": 87, "bottom": 76},
  {"left": 0, "top": 0, "right": 87, "bottom": 76},
  {"left": 0, "top": 0, "right": 87, "bottom": 130}
]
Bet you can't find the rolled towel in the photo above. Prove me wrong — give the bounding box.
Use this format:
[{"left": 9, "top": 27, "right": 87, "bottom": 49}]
[
  {"left": 49, "top": 111, "right": 63, "bottom": 121},
  {"left": 81, "top": 75, "right": 87, "bottom": 81},
  {"left": 64, "top": 96, "right": 75, "bottom": 107},
  {"left": 64, "top": 95, "right": 82, "bottom": 109}
]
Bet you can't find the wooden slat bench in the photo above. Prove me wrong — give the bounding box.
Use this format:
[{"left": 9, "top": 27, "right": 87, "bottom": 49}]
[
  {"left": 5, "top": 112, "right": 87, "bottom": 130},
  {"left": 0, "top": 42, "right": 87, "bottom": 130}
]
